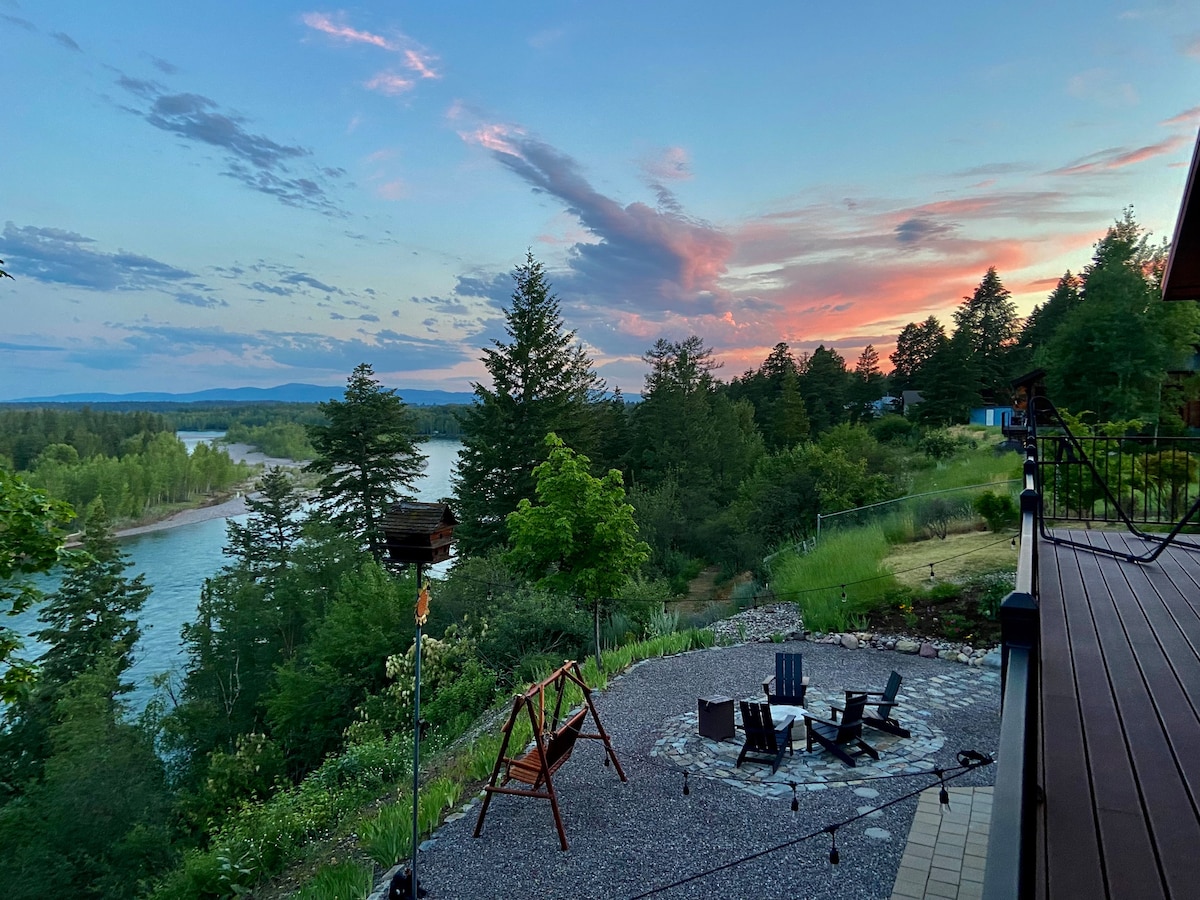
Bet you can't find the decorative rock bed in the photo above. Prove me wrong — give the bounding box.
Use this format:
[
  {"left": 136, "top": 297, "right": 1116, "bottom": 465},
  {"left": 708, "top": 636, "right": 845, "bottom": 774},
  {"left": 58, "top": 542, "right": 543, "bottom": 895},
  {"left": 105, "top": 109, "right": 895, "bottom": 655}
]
[{"left": 710, "top": 603, "right": 1003, "bottom": 669}]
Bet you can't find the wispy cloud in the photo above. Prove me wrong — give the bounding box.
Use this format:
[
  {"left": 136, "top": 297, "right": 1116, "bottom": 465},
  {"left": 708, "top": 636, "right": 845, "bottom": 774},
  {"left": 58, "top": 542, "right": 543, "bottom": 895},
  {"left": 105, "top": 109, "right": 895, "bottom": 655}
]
[
  {"left": 1050, "top": 134, "right": 1189, "bottom": 176},
  {"left": 51, "top": 31, "right": 81, "bottom": 52},
  {"left": 1162, "top": 105, "right": 1200, "bottom": 128},
  {"left": 403, "top": 49, "right": 439, "bottom": 79},
  {"left": 116, "top": 78, "right": 345, "bottom": 214},
  {"left": 1185, "top": 35, "right": 1200, "bottom": 58},
  {"left": 364, "top": 72, "right": 414, "bottom": 95},
  {"left": 301, "top": 12, "right": 395, "bottom": 50},
  {"left": 302, "top": 11, "right": 441, "bottom": 90},
  {"left": 2, "top": 222, "right": 193, "bottom": 290}
]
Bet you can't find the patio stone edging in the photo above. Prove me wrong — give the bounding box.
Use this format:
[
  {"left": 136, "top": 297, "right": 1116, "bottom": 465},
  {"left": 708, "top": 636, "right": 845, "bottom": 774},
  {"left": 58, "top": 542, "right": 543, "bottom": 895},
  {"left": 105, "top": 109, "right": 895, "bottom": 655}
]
[{"left": 713, "top": 604, "right": 1002, "bottom": 669}]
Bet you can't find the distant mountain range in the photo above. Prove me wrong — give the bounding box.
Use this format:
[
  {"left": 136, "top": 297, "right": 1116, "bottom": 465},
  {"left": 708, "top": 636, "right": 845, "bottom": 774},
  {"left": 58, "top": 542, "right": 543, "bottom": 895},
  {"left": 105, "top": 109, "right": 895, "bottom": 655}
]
[{"left": 7, "top": 383, "right": 477, "bottom": 406}]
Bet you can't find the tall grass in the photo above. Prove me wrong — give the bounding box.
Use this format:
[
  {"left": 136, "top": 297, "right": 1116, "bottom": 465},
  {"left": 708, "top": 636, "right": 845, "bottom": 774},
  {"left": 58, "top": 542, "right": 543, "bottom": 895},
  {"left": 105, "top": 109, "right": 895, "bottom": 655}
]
[
  {"left": 908, "top": 446, "right": 1022, "bottom": 494},
  {"left": 359, "top": 802, "right": 412, "bottom": 868},
  {"left": 769, "top": 525, "right": 895, "bottom": 632},
  {"left": 296, "top": 860, "right": 373, "bottom": 900}
]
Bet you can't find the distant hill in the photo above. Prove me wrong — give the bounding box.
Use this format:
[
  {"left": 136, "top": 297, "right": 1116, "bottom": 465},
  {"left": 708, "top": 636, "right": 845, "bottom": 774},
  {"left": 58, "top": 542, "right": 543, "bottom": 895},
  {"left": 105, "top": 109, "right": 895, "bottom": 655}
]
[{"left": 8, "top": 383, "right": 477, "bottom": 406}]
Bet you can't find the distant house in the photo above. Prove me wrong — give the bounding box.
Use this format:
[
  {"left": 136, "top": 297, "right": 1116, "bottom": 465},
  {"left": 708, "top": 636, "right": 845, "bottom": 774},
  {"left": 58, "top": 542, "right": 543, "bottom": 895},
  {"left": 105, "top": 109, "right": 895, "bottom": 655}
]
[
  {"left": 899, "top": 390, "right": 923, "bottom": 415},
  {"left": 968, "top": 406, "right": 1011, "bottom": 427}
]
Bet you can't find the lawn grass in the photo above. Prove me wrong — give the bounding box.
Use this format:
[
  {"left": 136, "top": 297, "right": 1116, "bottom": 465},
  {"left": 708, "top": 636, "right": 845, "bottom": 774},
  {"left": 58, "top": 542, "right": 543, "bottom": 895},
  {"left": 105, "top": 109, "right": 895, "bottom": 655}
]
[{"left": 884, "top": 528, "right": 1019, "bottom": 589}]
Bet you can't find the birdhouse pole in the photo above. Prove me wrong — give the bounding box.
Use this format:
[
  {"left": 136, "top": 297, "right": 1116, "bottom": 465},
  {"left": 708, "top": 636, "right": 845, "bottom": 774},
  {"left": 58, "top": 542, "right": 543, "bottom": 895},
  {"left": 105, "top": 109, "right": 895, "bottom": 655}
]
[{"left": 412, "top": 562, "right": 427, "bottom": 893}]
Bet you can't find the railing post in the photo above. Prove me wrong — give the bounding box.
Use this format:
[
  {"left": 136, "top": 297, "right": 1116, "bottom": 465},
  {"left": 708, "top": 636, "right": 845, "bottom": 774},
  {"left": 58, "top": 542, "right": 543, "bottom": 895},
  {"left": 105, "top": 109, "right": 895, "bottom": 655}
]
[{"left": 985, "top": 436, "right": 1040, "bottom": 900}]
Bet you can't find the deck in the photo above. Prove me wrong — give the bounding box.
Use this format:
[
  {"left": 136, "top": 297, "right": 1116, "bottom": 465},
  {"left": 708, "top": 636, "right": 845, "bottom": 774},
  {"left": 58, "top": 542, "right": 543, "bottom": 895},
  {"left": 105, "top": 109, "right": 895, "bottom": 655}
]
[{"left": 1036, "top": 529, "right": 1200, "bottom": 898}]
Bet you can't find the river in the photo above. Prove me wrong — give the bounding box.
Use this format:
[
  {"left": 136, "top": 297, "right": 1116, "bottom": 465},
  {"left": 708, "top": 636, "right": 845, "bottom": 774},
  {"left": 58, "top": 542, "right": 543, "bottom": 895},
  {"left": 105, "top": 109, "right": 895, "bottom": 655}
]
[{"left": 8, "top": 436, "right": 462, "bottom": 711}]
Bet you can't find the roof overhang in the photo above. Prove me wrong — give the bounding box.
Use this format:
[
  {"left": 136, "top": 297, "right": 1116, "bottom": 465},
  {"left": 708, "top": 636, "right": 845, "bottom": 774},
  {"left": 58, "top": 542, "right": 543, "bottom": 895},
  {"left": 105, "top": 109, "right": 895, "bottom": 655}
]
[{"left": 1163, "top": 126, "right": 1200, "bottom": 302}]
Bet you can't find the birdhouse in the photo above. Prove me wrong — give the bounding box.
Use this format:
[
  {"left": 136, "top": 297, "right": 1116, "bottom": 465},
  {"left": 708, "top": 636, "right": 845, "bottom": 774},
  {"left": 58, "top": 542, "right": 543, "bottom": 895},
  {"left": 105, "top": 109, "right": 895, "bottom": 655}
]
[{"left": 379, "top": 501, "right": 457, "bottom": 565}]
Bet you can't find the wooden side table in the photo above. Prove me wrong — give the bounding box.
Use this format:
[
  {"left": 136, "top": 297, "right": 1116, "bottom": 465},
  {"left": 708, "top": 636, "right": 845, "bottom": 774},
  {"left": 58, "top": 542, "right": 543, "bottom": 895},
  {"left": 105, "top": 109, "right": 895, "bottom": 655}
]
[{"left": 698, "top": 695, "right": 735, "bottom": 741}]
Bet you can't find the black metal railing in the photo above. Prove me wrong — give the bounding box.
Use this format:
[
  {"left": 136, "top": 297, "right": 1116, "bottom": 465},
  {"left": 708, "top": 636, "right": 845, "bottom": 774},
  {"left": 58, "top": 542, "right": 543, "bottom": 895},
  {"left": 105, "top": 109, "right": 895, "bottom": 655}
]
[
  {"left": 1038, "top": 433, "right": 1200, "bottom": 529},
  {"left": 984, "top": 438, "right": 1040, "bottom": 900}
]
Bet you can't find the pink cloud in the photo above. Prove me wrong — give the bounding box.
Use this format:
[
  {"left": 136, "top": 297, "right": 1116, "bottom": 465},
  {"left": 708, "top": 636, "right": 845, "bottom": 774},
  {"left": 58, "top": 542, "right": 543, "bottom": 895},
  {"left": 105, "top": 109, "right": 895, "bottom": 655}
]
[
  {"left": 1051, "top": 134, "right": 1189, "bottom": 176},
  {"left": 1186, "top": 35, "right": 1200, "bottom": 58},
  {"left": 365, "top": 72, "right": 415, "bottom": 95},
  {"left": 301, "top": 12, "right": 395, "bottom": 50},
  {"left": 404, "top": 49, "right": 440, "bottom": 79},
  {"left": 1162, "top": 105, "right": 1200, "bottom": 127}
]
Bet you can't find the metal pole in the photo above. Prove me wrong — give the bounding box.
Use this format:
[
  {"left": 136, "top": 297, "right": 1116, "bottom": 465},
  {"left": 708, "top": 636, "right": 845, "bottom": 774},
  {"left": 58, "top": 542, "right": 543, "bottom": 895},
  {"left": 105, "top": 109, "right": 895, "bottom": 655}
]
[{"left": 411, "top": 562, "right": 424, "bottom": 895}]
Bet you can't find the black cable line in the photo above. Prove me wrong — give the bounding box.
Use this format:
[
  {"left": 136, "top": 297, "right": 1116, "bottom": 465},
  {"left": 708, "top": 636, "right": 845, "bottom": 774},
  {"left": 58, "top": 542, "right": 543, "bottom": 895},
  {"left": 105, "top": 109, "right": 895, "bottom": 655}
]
[{"left": 626, "top": 751, "right": 993, "bottom": 899}]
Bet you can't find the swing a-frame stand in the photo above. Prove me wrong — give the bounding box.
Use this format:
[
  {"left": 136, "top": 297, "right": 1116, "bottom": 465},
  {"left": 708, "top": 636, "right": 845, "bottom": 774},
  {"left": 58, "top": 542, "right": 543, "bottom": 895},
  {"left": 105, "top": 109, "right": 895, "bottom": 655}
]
[{"left": 472, "top": 659, "right": 626, "bottom": 850}]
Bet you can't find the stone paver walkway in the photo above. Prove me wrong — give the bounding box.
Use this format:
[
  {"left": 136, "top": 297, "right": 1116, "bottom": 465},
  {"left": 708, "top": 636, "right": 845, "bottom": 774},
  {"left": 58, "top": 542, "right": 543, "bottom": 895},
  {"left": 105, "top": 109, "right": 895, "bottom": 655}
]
[
  {"left": 652, "top": 666, "right": 994, "bottom": 801},
  {"left": 890, "top": 786, "right": 991, "bottom": 900}
]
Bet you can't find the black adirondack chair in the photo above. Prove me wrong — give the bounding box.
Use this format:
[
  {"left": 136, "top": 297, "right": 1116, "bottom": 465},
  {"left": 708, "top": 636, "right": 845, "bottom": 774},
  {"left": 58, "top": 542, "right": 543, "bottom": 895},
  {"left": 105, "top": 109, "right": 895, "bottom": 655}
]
[
  {"left": 762, "top": 652, "right": 808, "bottom": 706},
  {"left": 737, "top": 701, "right": 795, "bottom": 773},
  {"left": 803, "top": 693, "right": 879, "bottom": 768},
  {"left": 832, "top": 670, "right": 911, "bottom": 738}
]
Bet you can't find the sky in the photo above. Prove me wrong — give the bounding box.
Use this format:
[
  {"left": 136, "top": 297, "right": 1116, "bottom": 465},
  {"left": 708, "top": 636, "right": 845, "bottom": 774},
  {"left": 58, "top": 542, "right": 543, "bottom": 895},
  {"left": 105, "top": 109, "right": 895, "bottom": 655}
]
[{"left": 2, "top": 1, "right": 1199, "bottom": 401}]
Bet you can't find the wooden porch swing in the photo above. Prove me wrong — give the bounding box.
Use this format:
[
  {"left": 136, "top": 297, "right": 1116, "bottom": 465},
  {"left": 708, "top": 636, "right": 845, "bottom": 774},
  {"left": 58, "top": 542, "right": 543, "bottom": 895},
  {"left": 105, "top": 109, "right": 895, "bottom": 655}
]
[{"left": 472, "top": 660, "right": 626, "bottom": 850}]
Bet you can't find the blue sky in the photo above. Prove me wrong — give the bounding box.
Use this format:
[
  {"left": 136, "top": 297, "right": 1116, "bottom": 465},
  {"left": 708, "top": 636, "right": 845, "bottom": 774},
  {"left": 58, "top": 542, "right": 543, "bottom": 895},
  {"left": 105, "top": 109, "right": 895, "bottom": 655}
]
[{"left": 2, "top": 1, "right": 1198, "bottom": 400}]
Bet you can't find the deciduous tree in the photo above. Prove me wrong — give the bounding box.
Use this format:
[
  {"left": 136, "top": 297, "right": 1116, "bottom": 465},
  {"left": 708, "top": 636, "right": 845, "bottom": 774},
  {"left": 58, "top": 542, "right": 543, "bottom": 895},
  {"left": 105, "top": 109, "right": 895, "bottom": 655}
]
[{"left": 505, "top": 434, "right": 649, "bottom": 667}]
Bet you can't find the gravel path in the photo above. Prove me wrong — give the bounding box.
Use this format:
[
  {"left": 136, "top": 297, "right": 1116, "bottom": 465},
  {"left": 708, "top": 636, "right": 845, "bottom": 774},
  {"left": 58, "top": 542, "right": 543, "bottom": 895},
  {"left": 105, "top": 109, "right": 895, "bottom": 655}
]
[{"left": 417, "top": 640, "right": 1000, "bottom": 900}]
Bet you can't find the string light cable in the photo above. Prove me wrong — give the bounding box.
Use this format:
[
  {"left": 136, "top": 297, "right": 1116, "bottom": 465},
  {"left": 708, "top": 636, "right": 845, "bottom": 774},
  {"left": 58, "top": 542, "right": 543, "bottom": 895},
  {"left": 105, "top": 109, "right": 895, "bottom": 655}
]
[{"left": 627, "top": 750, "right": 993, "bottom": 900}]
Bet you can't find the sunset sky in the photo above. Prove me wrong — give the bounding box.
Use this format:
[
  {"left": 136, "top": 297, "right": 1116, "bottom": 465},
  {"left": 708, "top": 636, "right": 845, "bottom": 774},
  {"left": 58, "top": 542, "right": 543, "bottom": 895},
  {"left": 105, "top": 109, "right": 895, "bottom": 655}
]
[{"left": 3, "top": 1, "right": 1198, "bottom": 400}]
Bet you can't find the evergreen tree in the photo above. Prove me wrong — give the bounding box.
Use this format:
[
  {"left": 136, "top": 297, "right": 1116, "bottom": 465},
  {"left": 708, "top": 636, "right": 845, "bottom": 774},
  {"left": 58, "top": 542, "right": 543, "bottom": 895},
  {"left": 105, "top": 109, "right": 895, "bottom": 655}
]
[
  {"left": 453, "top": 252, "right": 603, "bottom": 556},
  {"left": 800, "top": 345, "right": 850, "bottom": 433},
  {"left": 1045, "top": 211, "right": 1200, "bottom": 425},
  {"left": 223, "top": 466, "right": 304, "bottom": 582},
  {"left": 727, "top": 342, "right": 810, "bottom": 449},
  {"left": 306, "top": 363, "right": 426, "bottom": 560},
  {"left": 953, "top": 267, "right": 1019, "bottom": 402},
  {"left": 848, "top": 344, "right": 887, "bottom": 421},
  {"left": 1, "top": 500, "right": 150, "bottom": 798},
  {"left": 0, "top": 659, "right": 171, "bottom": 900},
  {"left": 917, "top": 329, "right": 981, "bottom": 425},
  {"left": 34, "top": 499, "right": 150, "bottom": 693},
  {"left": 889, "top": 316, "right": 946, "bottom": 394},
  {"left": 1014, "top": 271, "right": 1081, "bottom": 372}
]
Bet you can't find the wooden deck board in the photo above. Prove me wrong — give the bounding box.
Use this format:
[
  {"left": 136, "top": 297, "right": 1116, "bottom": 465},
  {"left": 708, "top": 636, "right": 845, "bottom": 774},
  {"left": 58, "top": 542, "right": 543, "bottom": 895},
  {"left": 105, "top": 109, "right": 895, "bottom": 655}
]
[
  {"left": 1036, "top": 531, "right": 1108, "bottom": 899},
  {"left": 1037, "top": 529, "right": 1200, "bottom": 899}
]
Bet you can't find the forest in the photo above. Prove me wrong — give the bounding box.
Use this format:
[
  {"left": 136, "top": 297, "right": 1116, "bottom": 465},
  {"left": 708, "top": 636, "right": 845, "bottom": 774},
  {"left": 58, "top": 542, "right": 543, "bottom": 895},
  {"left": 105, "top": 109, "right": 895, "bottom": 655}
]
[{"left": 1, "top": 211, "right": 1198, "bottom": 899}]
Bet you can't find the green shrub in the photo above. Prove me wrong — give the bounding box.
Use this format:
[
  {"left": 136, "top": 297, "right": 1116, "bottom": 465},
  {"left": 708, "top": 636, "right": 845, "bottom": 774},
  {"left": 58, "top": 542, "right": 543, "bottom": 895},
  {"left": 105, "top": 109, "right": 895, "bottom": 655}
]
[
  {"left": 974, "top": 490, "right": 1018, "bottom": 532},
  {"left": 917, "top": 429, "right": 961, "bottom": 460},
  {"left": 422, "top": 659, "right": 497, "bottom": 734},
  {"left": 871, "top": 414, "right": 917, "bottom": 444}
]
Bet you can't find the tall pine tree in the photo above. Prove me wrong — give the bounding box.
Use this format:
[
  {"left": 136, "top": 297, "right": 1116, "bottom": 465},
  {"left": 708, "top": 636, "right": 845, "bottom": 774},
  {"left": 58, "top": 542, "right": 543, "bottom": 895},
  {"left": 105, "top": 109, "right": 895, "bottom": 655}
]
[
  {"left": 306, "top": 363, "right": 426, "bottom": 560},
  {"left": 452, "top": 252, "right": 603, "bottom": 556},
  {"left": 953, "top": 267, "right": 1019, "bottom": 403}
]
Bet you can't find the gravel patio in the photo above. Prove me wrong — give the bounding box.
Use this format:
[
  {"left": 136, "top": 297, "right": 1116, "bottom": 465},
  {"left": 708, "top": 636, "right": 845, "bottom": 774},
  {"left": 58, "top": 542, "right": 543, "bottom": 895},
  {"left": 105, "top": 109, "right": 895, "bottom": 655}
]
[{"left": 413, "top": 640, "right": 1000, "bottom": 900}]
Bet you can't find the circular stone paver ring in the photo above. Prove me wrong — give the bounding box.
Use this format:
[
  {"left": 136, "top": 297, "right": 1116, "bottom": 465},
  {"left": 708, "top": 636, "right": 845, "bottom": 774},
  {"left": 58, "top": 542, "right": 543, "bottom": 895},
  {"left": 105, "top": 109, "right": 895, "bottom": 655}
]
[{"left": 651, "top": 688, "right": 945, "bottom": 801}]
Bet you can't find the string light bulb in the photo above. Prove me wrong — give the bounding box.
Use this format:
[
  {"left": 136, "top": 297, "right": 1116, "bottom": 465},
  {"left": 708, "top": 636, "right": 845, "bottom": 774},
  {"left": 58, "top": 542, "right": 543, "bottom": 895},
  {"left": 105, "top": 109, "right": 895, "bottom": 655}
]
[
  {"left": 840, "top": 584, "right": 846, "bottom": 603},
  {"left": 936, "top": 767, "right": 951, "bottom": 810},
  {"left": 827, "top": 826, "right": 840, "bottom": 865},
  {"left": 790, "top": 781, "right": 799, "bottom": 813},
  {"left": 928, "top": 563, "right": 935, "bottom": 581},
  {"left": 682, "top": 773, "right": 690, "bottom": 796}
]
